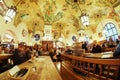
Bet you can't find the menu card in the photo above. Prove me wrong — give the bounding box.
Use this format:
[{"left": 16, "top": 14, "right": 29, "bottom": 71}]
[{"left": 8, "top": 65, "right": 20, "bottom": 76}]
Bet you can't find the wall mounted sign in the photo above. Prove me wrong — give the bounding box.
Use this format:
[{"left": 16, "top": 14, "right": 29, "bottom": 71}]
[
  {"left": 34, "top": 34, "right": 40, "bottom": 41},
  {"left": 72, "top": 36, "right": 77, "bottom": 42}
]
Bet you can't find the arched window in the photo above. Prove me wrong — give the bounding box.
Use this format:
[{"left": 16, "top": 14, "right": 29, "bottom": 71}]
[{"left": 104, "top": 23, "right": 118, "bottom": 41}]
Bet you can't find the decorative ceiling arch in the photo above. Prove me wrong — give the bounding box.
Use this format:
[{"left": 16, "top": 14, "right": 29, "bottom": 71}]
[{"left": 2, "top": 29, "right": 18, "bottom": 43}]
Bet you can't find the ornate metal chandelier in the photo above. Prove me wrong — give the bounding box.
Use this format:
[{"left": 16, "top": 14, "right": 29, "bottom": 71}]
[
  {"left": 2, "top": 0, "right": 22, "bottom": 23},
  {"left": 4, "top": 6, "right": 16, "bottom": 23}
]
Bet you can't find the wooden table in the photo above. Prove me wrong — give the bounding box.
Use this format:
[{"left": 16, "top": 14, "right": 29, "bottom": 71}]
[
  {"left": 0, "top": 56, "right": 62, "bottom": 80},
  {"left": 0, "top": 54, "right": 13, "bottom": 60}
]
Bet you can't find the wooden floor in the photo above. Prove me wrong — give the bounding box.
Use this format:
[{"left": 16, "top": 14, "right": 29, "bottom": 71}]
[
  {"left": 54, "top": 61, "right": 97, "bottom": 80},
  {"left": 54, "top": 62, "right": 82, "bottom": 80},
  {"left": 54, "top": 62, "right": 84, "bottom": 80}
]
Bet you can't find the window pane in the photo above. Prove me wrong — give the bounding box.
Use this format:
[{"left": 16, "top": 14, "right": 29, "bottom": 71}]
[
  {"left": 105, "top": 31, "right": 109, "bottom": 37},
  {"left": 112, "top": 28, "right": 117, "bottom": 34},
  {"left": 107, "top": 24, "right": 111, "bottom": 29},
  {"left": 110, "top": 23, "right": 115, "bottom": 28},
  {"left": 106, "top": 37, "right": 109, "bottom": 41},
  {"left": 104, "top": 27, "right": 107, "bottom": 30},
  {"left": 111, "top": 36, "right": 115, "bottom": 41},
  {"left": 114, "top": 35, "right": 118, "bottom": 40},
  {"left": 85, "top": 36, "right": 89, "bottom": 41},
  {"left": 108, "top": 30, "right": 113, "bottom": 36},
  {"left": 104, "top": 23, "right": 118, "bottom": 41}
]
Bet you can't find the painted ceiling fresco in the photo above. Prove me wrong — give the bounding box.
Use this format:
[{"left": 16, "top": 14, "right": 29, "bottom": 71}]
[{"left": 1, "top": 0, "right": 120, "bottom": 39}]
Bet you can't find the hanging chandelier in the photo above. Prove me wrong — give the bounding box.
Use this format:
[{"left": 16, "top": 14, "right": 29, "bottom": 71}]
[
  {"left": 3, "top": 0, "right": 22, "bottom": 23},
  {"left": 77, "top": 1, "right": 89, "bottom": 26},
  {"left": 80, "top": 13, "right": 89, "bottom": 26},
  {"left": 4, "top": 6, "right": 16, "bottom": 23}
]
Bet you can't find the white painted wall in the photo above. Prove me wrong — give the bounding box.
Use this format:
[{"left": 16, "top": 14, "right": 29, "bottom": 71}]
[
  {"left": 0, "top": 16, "right": 29, "bottom": 44},
  {"left": 0, "top": 15, "right": 120, "bottom": 46},
  {"left": 90, "top": 19, "right": 120, "bottom": 42}
]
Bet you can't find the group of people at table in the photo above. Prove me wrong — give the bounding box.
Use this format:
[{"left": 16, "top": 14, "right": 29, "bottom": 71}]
[
  {"left": 65, "top": 39, "right": 120, "bottom": 80},
  {"left": 0, "top": 37, "right": 120, "bottom": 79},
  {"left": 0, "top": 43, "right": 42, "bottom": 73},
  {"left": 65, "top": 39, "right": 120, "bottom": 58},
  {"left": 80, "top": 38, "right": 120, "bottom": 57},
  {"left": 0, "top": 43, "right": 62, "bottom": 73}
]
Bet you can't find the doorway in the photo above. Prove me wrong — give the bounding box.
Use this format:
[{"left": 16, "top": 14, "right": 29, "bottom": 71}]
[{"left": 42, "top": 41, "right": 53, "bottom": 51}]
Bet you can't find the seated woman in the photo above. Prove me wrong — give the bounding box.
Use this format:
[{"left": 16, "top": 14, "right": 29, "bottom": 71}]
[
  {"left": 107, "top": 37, "right": 116, "bottom": 48},
  {"left": 91, "top": 40, "right": 102, "bottom": 53}
]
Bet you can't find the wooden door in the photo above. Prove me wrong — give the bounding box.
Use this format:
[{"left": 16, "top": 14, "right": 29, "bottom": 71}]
[{"left": 42, "top": 41, "right": 53, "bottom": 51}]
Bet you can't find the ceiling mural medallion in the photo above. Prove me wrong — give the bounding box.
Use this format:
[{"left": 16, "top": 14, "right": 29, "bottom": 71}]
[
  {"left": 22, "top": 29, "right": 27, "bottom": 37},
  {"left": 13, "top": 0, "right": 44, "bottom": 30},
  {"left": 91, "top": 26, "right": 97, "bottom": 33},
  {"left": 63, "top": 0, "right": 85, "bottom": 11},
  {"left": 108, "top": 9, "right": 120, "bottom": 22},
  {"left": 71, "top": 15, "right": 80, "bottom": 30},
  {"left": 98, "top": 32, "right": 103, "bottom": 38},
  {"left": 43, "top": 0, "right": 63, "bottom": 24},
  {"left": 72, "top": 36, "right": 77, "bottom": 42}
]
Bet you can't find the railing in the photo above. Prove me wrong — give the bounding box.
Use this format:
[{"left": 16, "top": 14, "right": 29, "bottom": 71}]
[{"left": 60, "top": 53, "right": 120, "bottom": 80}]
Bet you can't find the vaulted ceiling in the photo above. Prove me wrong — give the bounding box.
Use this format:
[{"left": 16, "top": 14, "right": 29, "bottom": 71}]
[{"left": 2, "top": 0, "right": 120, "bottom": 40}]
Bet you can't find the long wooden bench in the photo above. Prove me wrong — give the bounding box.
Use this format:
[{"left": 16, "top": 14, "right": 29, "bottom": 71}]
[{"left": 60, "top": 53, "right": 120, "bottom": 80}]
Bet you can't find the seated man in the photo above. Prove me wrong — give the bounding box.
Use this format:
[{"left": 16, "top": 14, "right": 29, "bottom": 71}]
[
  {"left": 12, "top": 44, "right": 28, "bottom": 65},
  {"left": 113, "top": 42, "right": 120, "bottom": 57}
]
